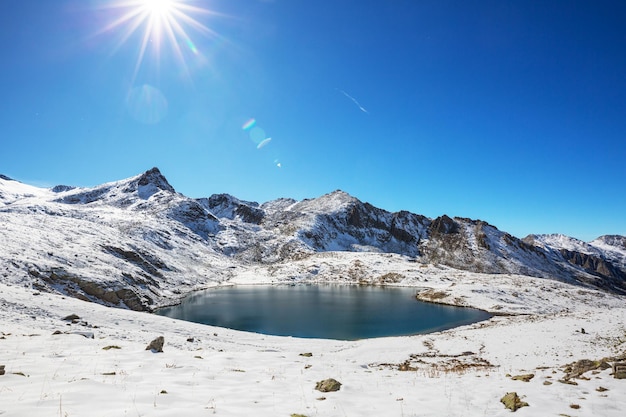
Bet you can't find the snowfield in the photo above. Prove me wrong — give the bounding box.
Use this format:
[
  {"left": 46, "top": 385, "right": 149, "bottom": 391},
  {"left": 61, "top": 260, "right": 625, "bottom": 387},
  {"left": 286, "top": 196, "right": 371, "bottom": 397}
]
[{"left": 1, "top": 268, "right": 625, "bottom": 416}]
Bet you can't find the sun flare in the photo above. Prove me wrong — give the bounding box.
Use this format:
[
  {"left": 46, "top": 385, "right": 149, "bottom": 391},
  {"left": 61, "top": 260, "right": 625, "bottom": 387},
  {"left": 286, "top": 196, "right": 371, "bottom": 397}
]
[
  {"left": 97, "top": 0, "right": 219, "bottom": 80},
  {"left": 142, "top": 0, "right": 175, "bottom": 17}
]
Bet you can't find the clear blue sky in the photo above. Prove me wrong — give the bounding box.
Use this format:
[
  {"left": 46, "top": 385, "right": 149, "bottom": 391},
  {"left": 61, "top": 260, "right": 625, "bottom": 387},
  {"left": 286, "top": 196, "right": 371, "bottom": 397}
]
[{"left": 1, "top": 0, "right": 625, "bottom": 241}]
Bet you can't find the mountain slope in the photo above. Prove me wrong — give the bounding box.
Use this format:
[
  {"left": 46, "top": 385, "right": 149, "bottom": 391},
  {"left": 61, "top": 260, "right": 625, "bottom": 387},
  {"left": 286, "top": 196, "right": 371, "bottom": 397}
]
[
  {"left": 1, "top": 168, "right": 624, "bottom": 311},
  {"left": 526, "top": 234, "right": 626, "bottom": 294},
  {"left": 0, "top": 168, "right": 229, "bottom": 310}
]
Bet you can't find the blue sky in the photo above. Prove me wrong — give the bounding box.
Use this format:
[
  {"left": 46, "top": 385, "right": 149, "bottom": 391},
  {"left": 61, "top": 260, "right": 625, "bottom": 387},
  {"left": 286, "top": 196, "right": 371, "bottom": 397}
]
[{"left": 1, "top": 0, "right": 625, "bottom": 241}]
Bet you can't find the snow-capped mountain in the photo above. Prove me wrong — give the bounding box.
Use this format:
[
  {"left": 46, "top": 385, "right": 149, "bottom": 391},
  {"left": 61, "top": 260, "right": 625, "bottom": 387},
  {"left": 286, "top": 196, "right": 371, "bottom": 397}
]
[
  {"left": 524, "top": 233, "right": 626, "bottom": 293},
  {"left": 1, "top": 168, "right": 624, "bottom": 311}
]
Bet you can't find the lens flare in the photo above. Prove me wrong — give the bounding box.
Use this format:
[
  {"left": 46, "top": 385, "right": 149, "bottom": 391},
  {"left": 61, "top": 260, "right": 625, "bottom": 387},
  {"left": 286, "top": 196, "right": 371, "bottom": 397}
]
[
  {"left": 125, "top": 84, "right": 168, "bottom": 124},
  {"left": 249, "top": 127, "right": 266, "bottom": 144},
  {"left": 242, "top": 118, "right": 256, "bottom": 131},
  {"left": 256, "top": 138, "right": 272, "bottom": 149}
]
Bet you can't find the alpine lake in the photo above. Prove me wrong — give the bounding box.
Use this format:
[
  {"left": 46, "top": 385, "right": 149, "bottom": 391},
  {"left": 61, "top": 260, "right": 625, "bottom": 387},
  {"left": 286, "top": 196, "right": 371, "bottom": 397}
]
[{"left": 156, "top": 284, "right": 492, "bottom": 340}]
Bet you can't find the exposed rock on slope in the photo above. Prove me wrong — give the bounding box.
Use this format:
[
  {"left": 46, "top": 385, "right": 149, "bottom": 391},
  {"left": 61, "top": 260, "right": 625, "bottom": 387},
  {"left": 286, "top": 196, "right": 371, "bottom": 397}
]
[
  {"left": 526, "top": 234, "right": 626, "bottom": 294},
  {"left": 419, "top": 216, "right": 584, "bottom": 282},
  {"left": 1, "top": 168, "right": 625, "bottom": 311},
  {"left": 264, "top": 190, "right": 429, "bottom": 256}
]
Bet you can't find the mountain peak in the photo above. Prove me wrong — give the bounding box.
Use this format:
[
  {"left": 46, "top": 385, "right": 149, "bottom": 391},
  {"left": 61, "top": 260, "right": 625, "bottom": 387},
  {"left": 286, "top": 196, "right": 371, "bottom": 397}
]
[
  {"left": 320, "top": 189, "right": 359, "bottom": 204},
  {"left": 294, "top": 189, "right": 359, "bottom": 214},
  {"left": 137, "top": 168, "right": 174, "bottom": 191},
  {"left": 592, "top": 235, "right": 626, "bottom": 249},
  {"left": 135, "top": 167, "right": 175, "bottom": 199},
  {"left": 327, "top": 189, "right": 353, "bottom": 198}
]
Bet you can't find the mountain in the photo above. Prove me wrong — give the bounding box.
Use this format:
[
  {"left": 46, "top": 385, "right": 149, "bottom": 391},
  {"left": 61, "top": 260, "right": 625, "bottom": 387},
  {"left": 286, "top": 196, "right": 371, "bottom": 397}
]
[
  {"left": 1, "top": 168, "right": 625, "bottom": 311},
  {"left": 524, "top": 234, "right": 626, "bottom": 293}
]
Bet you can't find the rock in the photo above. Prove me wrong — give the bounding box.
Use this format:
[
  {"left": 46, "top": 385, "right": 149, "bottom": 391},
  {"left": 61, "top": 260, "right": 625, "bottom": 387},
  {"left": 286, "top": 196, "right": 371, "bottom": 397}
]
[
  {"left": 500, "top": 392, "right": 528, "bottom": 411},
  {"left": 562, "top": 359, "right": 610, "bottom": 381},
  {"left": 511, "top": 373, "right": 534, "bottom": 382},
  {"left": 146, "top": 336, "right": 165, "bottom": 352},
  {"left": 613, "top": 362, "right": 626, "bottom": 379},
  {"left": 63, "top": 314, "right": 80, "bottom": 321},
  {"left": 102, "top": 345, "right": 121, "bottom": 350},
  {"left": 299, "top": 352, "right": 313, "bottom": 357},
  {"left": 0, "top": 365, "right": 5, "bottom": 376},
  {"left": 315, "top": 378, "right": 342, "bottom": 393}
]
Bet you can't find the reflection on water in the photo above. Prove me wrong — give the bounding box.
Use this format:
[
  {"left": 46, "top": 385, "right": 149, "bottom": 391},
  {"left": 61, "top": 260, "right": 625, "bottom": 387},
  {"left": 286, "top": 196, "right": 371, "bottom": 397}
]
[{"left": 157, "top": 284, "right": 491, "bottom": 340}]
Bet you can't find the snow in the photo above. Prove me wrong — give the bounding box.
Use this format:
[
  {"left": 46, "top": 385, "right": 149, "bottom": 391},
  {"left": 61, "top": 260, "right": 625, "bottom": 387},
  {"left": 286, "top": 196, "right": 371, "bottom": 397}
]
[
  {"left": 2, "top": 171, "right": 626, "bottom": 416},
  {"left": 0, "top": 176, "right": 53, "bottom": 205},
  {"left": 590, "top": 236, "right": 626, "bottom": 267},
  {"left": 2, "top": 264, "right": 626, "bottom": 416}
]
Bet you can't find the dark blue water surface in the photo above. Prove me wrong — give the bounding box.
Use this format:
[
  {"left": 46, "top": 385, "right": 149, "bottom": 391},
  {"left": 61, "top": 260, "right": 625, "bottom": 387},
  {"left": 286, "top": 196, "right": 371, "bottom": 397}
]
[{"left": 157, "top": 285, "right": 491, "bottom": 340}]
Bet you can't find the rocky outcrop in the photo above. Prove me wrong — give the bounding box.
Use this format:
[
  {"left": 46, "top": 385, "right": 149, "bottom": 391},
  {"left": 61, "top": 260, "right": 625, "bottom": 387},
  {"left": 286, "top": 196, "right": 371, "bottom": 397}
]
[
  {"left": 102, "top": 245, "right": 169, "bottom": 279},
  {"left": 40, "top": 268, "right": 151, "bottom": 311},
  {"left": 201, "top": 194, "right": 264, "bottom": 224},
  {"left": 136, "top": 167, "right": 175, "bottom": 194},
  {"left": 51, "top": 185, "right": 76, "bottom": 193},
  {"left": 235, "top": 204, "right": 265, "bottom": 224},
  {"left": 428, "top": 215, "right": 459, "bottom": 235},
  {"left": 559, "top": 249, "right": 626, "bottom": 294},
  {"left": 562, "top": 358, "right": 612, "bottom": 382}
]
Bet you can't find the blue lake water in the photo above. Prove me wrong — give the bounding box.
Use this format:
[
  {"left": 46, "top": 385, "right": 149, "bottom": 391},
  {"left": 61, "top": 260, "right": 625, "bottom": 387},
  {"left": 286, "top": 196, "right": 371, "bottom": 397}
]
[{"left": 156, "top": 284, "right": 492, "bottom": 340}]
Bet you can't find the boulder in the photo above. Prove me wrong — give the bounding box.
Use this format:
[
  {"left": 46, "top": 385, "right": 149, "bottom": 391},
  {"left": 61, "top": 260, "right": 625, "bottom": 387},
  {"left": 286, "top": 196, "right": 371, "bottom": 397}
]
[
  {"left": 500, "top": 392, "right": 528, "bottom": 411},
  {"left": 315, "top": 378, "right": 342, "bottom": 393},
  {"left": 511, "top": 374, "right": 534, "bottom": 382},
  {"left": 63, "top": 314, "right": 80, "bottom": 321},
  {"left": 146, "top": 336, "right": 165, "bottom": 352}
]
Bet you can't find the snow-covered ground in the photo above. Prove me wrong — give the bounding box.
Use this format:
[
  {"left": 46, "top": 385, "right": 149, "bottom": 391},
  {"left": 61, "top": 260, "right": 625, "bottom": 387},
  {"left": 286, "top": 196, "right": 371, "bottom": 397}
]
[
  {"left": 2, "top": 171, "right": 626, "bottom": 415},
  {"left": 2, "top": 265, "right": 625, "bottom": 417}
]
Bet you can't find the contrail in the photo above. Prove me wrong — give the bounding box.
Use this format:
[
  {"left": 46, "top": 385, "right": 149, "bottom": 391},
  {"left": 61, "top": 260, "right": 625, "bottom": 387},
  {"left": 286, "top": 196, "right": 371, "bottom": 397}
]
[{"left": 337, "top": 89, "right": 369, "bottom": 114}]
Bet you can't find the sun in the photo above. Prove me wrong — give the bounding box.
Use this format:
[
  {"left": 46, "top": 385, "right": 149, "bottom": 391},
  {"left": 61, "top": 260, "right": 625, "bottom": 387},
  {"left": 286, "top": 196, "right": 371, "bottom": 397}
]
[
  {"left": 142, "top": 0, "right": 175, "bottom": 17},
  {"left": 96, "top": 0, "right": 219, "bottom": 80}
]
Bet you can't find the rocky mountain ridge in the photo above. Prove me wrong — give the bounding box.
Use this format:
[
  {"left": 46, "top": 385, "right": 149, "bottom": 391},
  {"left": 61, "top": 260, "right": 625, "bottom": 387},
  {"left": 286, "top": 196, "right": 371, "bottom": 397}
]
[{"left": 1, "top": 168, "right": 625, "bottom": 310}]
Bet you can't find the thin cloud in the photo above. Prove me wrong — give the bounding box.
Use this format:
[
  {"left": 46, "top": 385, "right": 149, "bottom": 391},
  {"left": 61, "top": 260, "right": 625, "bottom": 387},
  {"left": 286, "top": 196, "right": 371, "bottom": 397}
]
[{"left": 337, "top": 89, "right": 369, "bottom": 114}]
